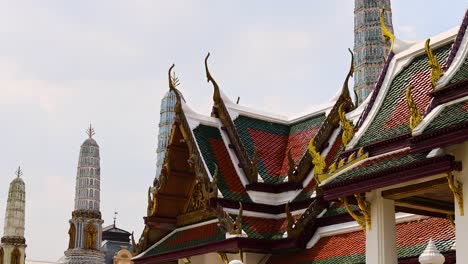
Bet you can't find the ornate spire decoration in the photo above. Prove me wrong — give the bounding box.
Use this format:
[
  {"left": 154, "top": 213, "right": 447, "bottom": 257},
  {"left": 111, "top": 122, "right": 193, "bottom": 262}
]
[
  {"left": 64, "top": 127, "right": 105, "bottom": 263},
  {"left": 425, "top": 39, "right": 444, "bottom": 88},
  {"left": 209, "top": 164, "right": 219, "bottom": 198},
  {"left": 341, "top": 195, "right": 371, "bottom": 233},
  {"left": 205, "top": 53, "right": 222, "bottom": 105},
  {"left": 155, "top": 65, "right": 185, "bottom": 180},
  {"left": 406, "top": 85, "right": 423, "bottom": 131},
  {"left": 353, "top": 0, "right": 393, "bottom": 104},
  {"left": 168, "top": 64, "right": 180, "bottom": 91},
  {"left": 86, "top": 124, "right": 95, "bottom": 138},
  {"left": 380, "top": 8, "right": 395, "bottom": 53},
  {"left": 308, "top": 140, "right": 326, "bottom": 178},
  {"left": 15, "top": 166, "right": 23, "bottom": 178},
  {"left": 1, "top": 168, "right": 27, "bottom": 264},
  {"left": 339, "top": 103, "right": 355, "bottom": 147}
]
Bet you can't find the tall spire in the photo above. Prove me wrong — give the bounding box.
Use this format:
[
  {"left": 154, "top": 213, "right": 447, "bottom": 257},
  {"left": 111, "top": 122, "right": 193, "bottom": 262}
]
[
  {"left": 155, "top": 65, "right": 185, "bottom": 180},
  {"left": 1, "top": 167, "right": 26, "bottom": 264},
  {"left": 64, "top": 126, "right": 105, "bottom": 263},
  {"left": 353, "top": 0, "right": 393, "bottom": 104}
]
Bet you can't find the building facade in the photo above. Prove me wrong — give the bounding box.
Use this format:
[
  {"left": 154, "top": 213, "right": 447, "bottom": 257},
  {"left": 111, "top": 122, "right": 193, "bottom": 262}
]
[
  {"left": 131, "top": 3, "right": 468, "bottom": 264},
  {"left": 1, "top": 168, "right": 26, "bottom": 264},
  {"left": 64, "top": 127, "right": 105, "bottom": 264}
]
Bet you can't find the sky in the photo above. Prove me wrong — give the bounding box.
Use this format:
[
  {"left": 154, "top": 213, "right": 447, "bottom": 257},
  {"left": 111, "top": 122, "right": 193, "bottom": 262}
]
[{"left": 0, "top": 0, "right": 466, "bottom": 261}]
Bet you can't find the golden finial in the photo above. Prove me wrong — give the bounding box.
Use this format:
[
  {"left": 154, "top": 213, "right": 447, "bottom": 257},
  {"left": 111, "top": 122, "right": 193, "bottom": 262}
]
[
  {"left": 425, "top": 39, "right": 444, "bottom": 88},
  {"left": 249, "top": 148, "right": 259, "bottom": 183},
  {"left": 86, "top": 124, "right": 95, "bottom": 138},
  {"left": 405, "top": 85, "right": 422, "bottom": 131},
  {"left": 308, "top": 140, "right": 326, "bottom": 175},
  {"left": 342, "top": 49, "right": 354, "bottom": 100},
  {"left": 339, "top": 103, "right": 354, "bottom": 147},
  {"left": 168, "top": 64, "right": 180, "bottom": 90},
  {"left": 348, "top": 152, "right": 356, "bottom": 162},
  {"left": 205, "top": 53, "right": 221, "bottom": 104},
  {"left": 328, "top": 162, "right": 337, "bottom": 173},
  {"left": 380, "top": 8, "right": 395, "bottom": 53},
  {"left": 338, "top": 158, "right": 345, "bottom": 168},
  {"left": 357, "top": 147, "right": 365, "bottom": 157},
  {"left": 15, "top": 166, "right": 23, "bottom": 178}
]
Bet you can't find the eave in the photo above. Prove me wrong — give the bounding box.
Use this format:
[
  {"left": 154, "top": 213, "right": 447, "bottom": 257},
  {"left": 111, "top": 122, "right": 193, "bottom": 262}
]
[
  {"left": 322, "top": 154, "right": 456, "bottom": 200},
  {"left": 209, "top": 197, "right": 312, "bottom": 215}
]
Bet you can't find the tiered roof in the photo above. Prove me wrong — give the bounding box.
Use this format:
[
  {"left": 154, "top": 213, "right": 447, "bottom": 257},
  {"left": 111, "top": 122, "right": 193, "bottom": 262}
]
[{"left": 133, "top": 8, "right": 468, "bottom": 264}]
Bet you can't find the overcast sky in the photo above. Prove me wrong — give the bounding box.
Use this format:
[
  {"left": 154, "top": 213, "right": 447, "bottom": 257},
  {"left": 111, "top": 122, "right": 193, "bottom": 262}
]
[{"left": 0, "top": 0, "right": 466, "bottom": 261}]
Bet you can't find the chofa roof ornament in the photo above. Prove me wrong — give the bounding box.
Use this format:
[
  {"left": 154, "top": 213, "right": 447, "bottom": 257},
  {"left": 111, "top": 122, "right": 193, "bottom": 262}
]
[
  {"left": 380, "top": 8, "right": 395, "bottom": 53},
  {"left": 425, "top": 39, "right": 444, "bottom": 88},
  {"left": 205, "top": 52, "right": 222, "bottom": 104}
]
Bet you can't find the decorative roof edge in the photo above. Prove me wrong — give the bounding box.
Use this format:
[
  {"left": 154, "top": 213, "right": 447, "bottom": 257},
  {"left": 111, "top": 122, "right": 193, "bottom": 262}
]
[
  {"left": 436, "top": 9, "right": 468, "bottom": 89},
  {"left": 348, "top": 26, "right": 459, "bottom": 150},
  {"left": 133, "top": 219, "right": 219, "bottom": 260},
  {"left": 306, "top": 213, "right": 424, "bottom": 249},
  {"left": 413, "top": 94, "right": 468, "bottom": 135}
]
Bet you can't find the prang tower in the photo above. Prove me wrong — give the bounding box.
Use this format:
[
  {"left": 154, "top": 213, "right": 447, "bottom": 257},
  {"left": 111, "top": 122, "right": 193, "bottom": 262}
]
[
  {"left": 64, "top": 126, "right": 105, "bottom": 264},
  {"left": 0, "top": 167, "right": 26, "bottom": 264},
  {"left": 353, "top": 0, "right": 393, "bottom": 104}
]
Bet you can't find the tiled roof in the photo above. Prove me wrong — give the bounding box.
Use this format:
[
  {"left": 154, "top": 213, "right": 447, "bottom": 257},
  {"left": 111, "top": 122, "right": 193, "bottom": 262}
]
[
  {"left": 193, "top": 124, "right": 251, "bottom": 202},
  {"left": 425, "top": 99, "right": 468, "bottom": 132},
  {"left": 267, "top": 217, "right": 454, "bottom": 264},
  {"left": 238, "top": 215, "right": 295, "bottom": 240},
  {"left": 142, "top": 222, "right": 225, "bottom": 257},
  {"left": 233, "top": 114, "right": 326, "bottom": 184},
  {"left": 323, "top": 151, "right": 428, "bottom": 187},
  {"left": 357, "top": 43, "right": 453, "bottom": 147},
  {"left": 449, "top": 55, "right": 468, "bottom": 84}
]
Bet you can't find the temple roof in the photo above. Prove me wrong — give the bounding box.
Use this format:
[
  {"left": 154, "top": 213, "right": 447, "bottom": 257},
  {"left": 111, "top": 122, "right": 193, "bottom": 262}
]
[{"left": 266, "top": 217, "right": 454, "bottom": 264}]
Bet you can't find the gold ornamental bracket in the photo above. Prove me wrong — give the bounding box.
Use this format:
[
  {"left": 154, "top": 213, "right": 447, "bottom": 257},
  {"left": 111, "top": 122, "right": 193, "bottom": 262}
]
[
  {"left": 447, "top": 172, "right": 464, "bottom": 216},
  {"left": 340, "top": 194, "right": 371, "bottom": 233},
  {"left": 339, "top": 103, "right": 355, "bottom": 147},
  {"left": 216, "top": 202, "right": 243, "bottom": 235},
  {"left": 406, "top": 85, "right": 422, "bottom": 131},
  {"left": 425, "top": 38, "right": 444, "bottom": 88},
  {"left": 342, "top": 48, "right": 355, "bottom": 105},
  {"left": 380, "top": 8, "right": 395, "bottom": 53}
]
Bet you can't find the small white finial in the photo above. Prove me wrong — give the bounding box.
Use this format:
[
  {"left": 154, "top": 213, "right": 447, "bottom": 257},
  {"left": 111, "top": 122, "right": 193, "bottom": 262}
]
[
  {"left": 15, "top": 166, "right": 23, "bottom": 178},
  {"left": 419, "top": 239, "right": 445, "bottom": 264},
  {"left": 228, "top": 261, "right": 243, "bottom": 264}
]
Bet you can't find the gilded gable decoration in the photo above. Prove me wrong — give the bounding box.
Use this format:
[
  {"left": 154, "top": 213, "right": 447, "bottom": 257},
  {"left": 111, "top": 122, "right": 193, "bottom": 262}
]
[
  {"left": 405, "top": 85, "right": 422, "bottom": 130},
  {"left": 339, "top": 103, "right": 354, "bottom": 147},
  {"left": 425, "top": 38, "right": 444, "bottom": 88},
  {"left": 380, "top": 8, "right": 395, "bottom": 53},
  {"left": 308, "top": 140, "right": 326, "bottom": 177}
]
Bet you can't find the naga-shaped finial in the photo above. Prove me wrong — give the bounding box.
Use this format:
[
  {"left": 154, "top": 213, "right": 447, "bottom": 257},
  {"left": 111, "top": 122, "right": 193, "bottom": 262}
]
[
  {"left": 168, "top": 64, "right": 180, "bottom": 90},
  {"left": 425, "top": 39, "right": 443, "bottom": 88},
  {"left": 205, "top": 53, "right": 222, "bottom": 104},
  {"left": 285, "top": 203, "right": 295, "bottom": 235},
  {"left": 342, "top": 48, "right": 355, "bottom": 100},
  {"left": 339, "top": 103, "right": 354, "bottom": 147},
  {"left": 406, "top": 85, "right": 422, "bottom": 130},
  {"left": 86, "top": 124, "right": 95, "bottom": 138},
  {"left": 308, "top": 140, "right": 326, "bottom": 177},
  {"left": 380, "top": 8, "right": 395, "bottom": 53}
]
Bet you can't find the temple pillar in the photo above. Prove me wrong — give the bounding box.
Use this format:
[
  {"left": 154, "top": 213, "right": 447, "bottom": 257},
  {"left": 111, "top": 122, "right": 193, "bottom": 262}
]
[
  {"left": 365, "top": 190, "right": 397, "bottom": 264},
  {"left": 452, "top": 142, "right": 468, "bottom": 261}
]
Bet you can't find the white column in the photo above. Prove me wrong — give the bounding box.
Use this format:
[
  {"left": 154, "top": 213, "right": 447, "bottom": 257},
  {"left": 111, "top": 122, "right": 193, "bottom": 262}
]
[
  {"left": 453, "top": 142, "right": 468, "bottom": 261},
  {"left": 365, "top": 190, "right": 397, "bottom": 264}
]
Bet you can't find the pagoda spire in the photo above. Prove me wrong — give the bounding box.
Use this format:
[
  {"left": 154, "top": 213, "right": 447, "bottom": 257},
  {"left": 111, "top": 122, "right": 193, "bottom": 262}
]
[
  {"left": 64, "top": 126, "right": 105, "bottom": 263},
  {"left": 1, "top": 167, "right": 27, "bottom": 264},
  {"left": 353, "top": 0, "right": 393, "bottom": 104},
  {"left": 155, "top": 65, "right": 185, "bottom": 181}
]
